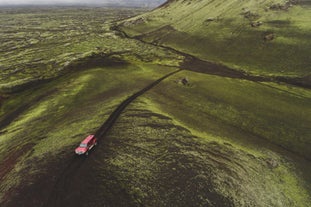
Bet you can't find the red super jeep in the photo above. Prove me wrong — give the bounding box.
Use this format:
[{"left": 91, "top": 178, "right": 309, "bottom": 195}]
[{"left": 75, "top": 135, "right": 97, "bottom": 156}]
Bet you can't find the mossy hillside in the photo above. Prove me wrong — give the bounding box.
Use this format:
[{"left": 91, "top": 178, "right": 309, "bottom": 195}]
[
  {"left": 0, "top": 5, "right": 310, "bottom": 207},
  {"left": 66, "top": 98, "right": 310, "bottom": 206},
  {"left": 144, "top": 70, "right": 311, "bottom": 159},
  {"left": 0, "top": 7, "right": 182, "bottom": 93},
  {"left": 120, "top": 0, "right": 311, "bottom": 77},
  {"left": 0, "top": 63, "right": 177, "bottom": 203}
]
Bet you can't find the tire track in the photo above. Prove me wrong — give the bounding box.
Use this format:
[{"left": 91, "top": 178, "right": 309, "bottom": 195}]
[
  {"left": 43, "top": 156, "right": 86, "bottom": 207},
  {"left": 113, "top": 26, "right": 311, "bottom": 89},
  {"left": 43, "top": 68, "right": 182, "bottom": 207},
  {"left": 95, "top": 69, "right": 182, "bottom": 138}
]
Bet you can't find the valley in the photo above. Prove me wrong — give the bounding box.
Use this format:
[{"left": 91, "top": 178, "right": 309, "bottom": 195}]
[{"left": 0, "top": 1, "right": 310, "bottom": 206}]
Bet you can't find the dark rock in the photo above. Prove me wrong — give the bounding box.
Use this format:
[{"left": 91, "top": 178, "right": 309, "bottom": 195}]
[
  {"left": 241, "top": 10, "right": 260, "bottom": 20},
  {"left": 266, "top": 158, "right": 279, "bottom": 169},
  {"left": 251, "top": 21, "right": 263, "bottom": 27},
  {"left": 175, "top": 77, "right": 190, "bottom": 86},
  {"left": 181, "top": 77, "right": 189, "bottom": 85},
  {"left": 264, "top": 33, "right": 275, "bottom": 41}
]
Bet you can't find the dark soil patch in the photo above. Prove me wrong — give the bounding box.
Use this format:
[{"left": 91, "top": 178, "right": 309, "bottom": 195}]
[
  {"left": 300, "top": 0, "right": 311, "bottom": 6},
  {"left": 115, "top": 25, "right": 267, "bottom": 82},
  {"left": 181, "top": 56, "right": 269, "bottom": 82},
  {"left": 115, "top": 25, "right": 311, "bottom": 89},
  {"left": 61, "top": 52, "right": 129, "bottom": 75},
  {"left": 181, "top": 55, "right": 311, "bottom": 89},
  {"left": 1, "top": 78, "right": 55, "bottom": 94},
  {"left": 0, "top": 144, "right": 35, "bottom": 206},
  {"left": 0, "top": 94, "right": 9, "bottom": 106},
  {"left": 3, "top": 69, "right": 183, "bottom": 206},
  {"left": 2, "top": 150, "right": 76, "bottom": 207},
  {"left": 0, "top": 143, "right": 33, "bottom": 182},
  {"left": 275, "top": 75, "right": 311, "bottom": 89},
  {"left": 2, "top": 53, "right": 129, "bottom": 94},
  {"left": 266, "top": 20, "right": 291, "bottom": 28}
]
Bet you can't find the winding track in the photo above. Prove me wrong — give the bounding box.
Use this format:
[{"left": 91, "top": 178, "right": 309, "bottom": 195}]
[
  {"left": 113, "top": 26, "right": 311, "bottom": 89},
  {"left": 43, "top": 69, "right": 182, "bottom": 207}
]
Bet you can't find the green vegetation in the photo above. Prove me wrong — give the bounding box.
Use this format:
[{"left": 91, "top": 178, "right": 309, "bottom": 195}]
[
  {"left": 119, "top": 0, "right": 311, "bottom": 78},
  {"left": 0, "top": 63, "right": 177, "bottom": 204},
  {"left": 80, "top": 97, "right": 311, "bottom": 206},
  {"left": 146, "top": 71, "right": 311, "bottom": 159},
  {"left": 0, "top": 3, "right": 310, "bottom": 207},
  {"left": 0, "top": 7, "right": 182, "bottom": 93}
]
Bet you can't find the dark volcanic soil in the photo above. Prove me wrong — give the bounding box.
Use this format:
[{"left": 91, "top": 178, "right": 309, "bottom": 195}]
[
  {"left": 2, "top": 69, "right": 184, "bottom": 207},
  {"left": 115, "top": 26, "right": 311, "bottom": 89},
  {"left": 3, "top": 91, "right": 308, "bottom": 206},
  {"left": 4, "top": 107, "right": 236, "bottom": 207}
]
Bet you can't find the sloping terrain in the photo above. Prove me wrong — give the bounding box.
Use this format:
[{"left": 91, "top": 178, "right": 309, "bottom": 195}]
[
  {"left": 0, "top": 3, "right": 311, "bottom": 207},
  {"left": 119, "top": 0, "right": 311, "bottom": 79},
  {"left": 2, "top": 79, "right": 311, "bottom": 206},
  {"left": 103, "top": 0, "right": 166, "bottom": 7},
  {"left": 0, "top": 7, "right": 180, "bottom": 94}
]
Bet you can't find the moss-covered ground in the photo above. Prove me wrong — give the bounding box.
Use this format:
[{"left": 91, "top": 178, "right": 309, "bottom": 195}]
[
  {"left": 146, "top": 71, "right": 311, "bottom": 159},
  {"left": 0, "top": 63, "right": 178, "bottom": 206},
  {"left": 119, "top": 0, "right": 311, "bottom": 78},
  {"left": 0, "top": 6, "right": 182, "bottom": 93},
  {"left": 0, "top": 3, "right": 310, "bottom": 207},
  {"left": 84, "top": 96, "right": 311, "bottom": 207}
]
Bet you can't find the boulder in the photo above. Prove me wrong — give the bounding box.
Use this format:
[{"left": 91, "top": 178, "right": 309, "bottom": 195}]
[
  {"left": 264, "top": 33, "right": 275, "bottom": 41},
  {"left": 175, "top": 77, "right": 190, "bottom": 86},
  {"left": 251, "top": 21, "right": 263, "bottom": 27}
]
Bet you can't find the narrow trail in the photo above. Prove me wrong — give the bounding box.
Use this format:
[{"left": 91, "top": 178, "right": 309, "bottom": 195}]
[
  {"left": 43, "top": 69, "right": 182, "bottom": 207},
  {"left": 94, "top": 69, "right": 182, "bottom": 138},
  {"left": 113, "top": 26, "right": 311, "bottom": 89}
]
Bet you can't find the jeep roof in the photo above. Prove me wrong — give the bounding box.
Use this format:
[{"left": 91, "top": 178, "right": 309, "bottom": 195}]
[{"left": 81, "top": 135, "right": 95, "bottom": 144}]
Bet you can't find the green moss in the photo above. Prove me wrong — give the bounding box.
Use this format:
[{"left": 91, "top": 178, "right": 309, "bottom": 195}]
[
  {"left": 0, "top": 63, "right": 176, "bottom": 202},
  {"left": 91, "top": 97, "right": 311, "bottom": 206},
  {"left": 0, "top": 7, "right": 182, "bottom": 93},
  {"left": 145, "top": 70, "right": 311, "bottom": 158},
  {"left": 1, "top": 4, "right": 310, "bottom": 206},
  {"left": 120, "top": 0, "right": 311, "bottom": 77}
]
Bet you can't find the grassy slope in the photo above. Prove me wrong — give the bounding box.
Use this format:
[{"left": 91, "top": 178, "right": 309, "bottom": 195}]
[
  {"left": 143, "top": 72, "right": 311, "bottom": 206},
  {"left": 120, "top": 0, "right": 311, "bottom": 77},
  {"left": 30, "top": 87, "right": 310, "bottom": 207},
  {"left": 115, "top": 1, "right": 311, "bottom": 205},
  {"left": 117, "top": 0, "right": 311, "bottom": 164},
  {"left": 0, "top": 63, "right": 178, "bottom": 204},
  {"left": 100, "top": 96, "right": 311, "bottom": 206},
  {"left": 0, "top": 7, "right": 182, "bottom": 93},
  {"left": 0, "top": 5, "right": 310, "bottom": 207},
  {"left": 146, "top": 71, "right": 311, "bottom": 159}
]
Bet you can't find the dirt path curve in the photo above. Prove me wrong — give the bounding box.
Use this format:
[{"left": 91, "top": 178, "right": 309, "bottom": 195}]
[
  {"left": 113, "top": 26, "right": 311, "bottom": 89},
  {"left": 43, "top": 69, "right": 182, "bottom": 207}
]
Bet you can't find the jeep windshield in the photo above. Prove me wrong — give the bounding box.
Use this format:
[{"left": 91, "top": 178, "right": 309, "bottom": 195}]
[{"left": 79, "top": 143, "right": 87, "bottom": 148}]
